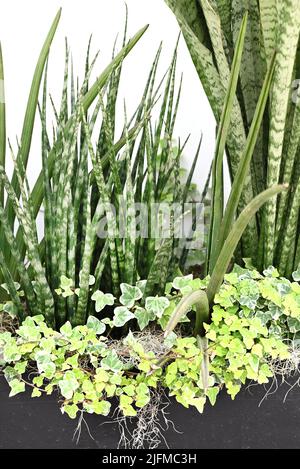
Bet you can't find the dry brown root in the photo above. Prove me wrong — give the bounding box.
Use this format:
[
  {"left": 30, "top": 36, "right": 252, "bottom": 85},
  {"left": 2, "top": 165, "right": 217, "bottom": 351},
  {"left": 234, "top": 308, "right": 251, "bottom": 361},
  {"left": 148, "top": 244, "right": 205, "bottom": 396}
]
[
  {"left": 0, "top": 312, "right": 18, "bottom": 334},
  {"left": 98, "top": 387, "right": 181, "bottom": 449},
  {"left": 115, "top": 387, "right": 181, "bottom": 449},
  {"left": 107, "top": 328, "right": 179, "bottom": 368}
]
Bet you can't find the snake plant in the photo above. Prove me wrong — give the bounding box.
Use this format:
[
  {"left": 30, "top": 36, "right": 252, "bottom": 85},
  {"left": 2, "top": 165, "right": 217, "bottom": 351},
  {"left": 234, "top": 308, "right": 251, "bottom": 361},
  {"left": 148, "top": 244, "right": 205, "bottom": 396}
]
[
  {"left": 165, "top": 0, "right": 300, "bottom": 278},
  {"left": 0, "top": 10, "right": 203, "bottom": 329},
  {"left": 165, "top": 13, "right": 288, "bottom": 337}
]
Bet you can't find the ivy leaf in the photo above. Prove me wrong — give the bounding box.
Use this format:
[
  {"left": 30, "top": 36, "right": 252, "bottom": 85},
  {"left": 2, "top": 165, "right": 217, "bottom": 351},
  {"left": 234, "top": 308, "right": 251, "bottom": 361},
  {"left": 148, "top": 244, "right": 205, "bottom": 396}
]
[
  {"left": 164, "top": 331, "right": 177, "bottom": 349},
  {"left": 292, "top": 267, "right": 300, "bottom": 282},
  {"left": 206, "top": 387, "right": 219, "bottom": 406},
  {"left": 89, "top": 275, "right": 96, "bottom": 286},
  {"left": 3, "top": 301, "right": 19, "bottom": 316},
  {"left": 136, "top": 280, "right": 147, "bottom": 296},
  {"left": 136, "top": 392, "right": 150, "bottom": 408},
  {"left": 101, "top": 350, "right": 123, "bottom": 372},
  {"left": 135, "top": 307, "right": 155, "bottom": 331},
  {"left": 119, "top": 394, "right": 137, "bottom": 417},
  {"left": 145, "top": 296, "right": 170, "bottom": 318},
  {"left": 35, "top": 350, "right": 56, "bottom": 377},
  {"left": 32, "top": 388, "right": 42, "bottom": 398},
  {"left": 120, "top": 284, "right": 143, "bottom": 308},
  {"left": 172, "top": 275, "right": 194, "bottom": 292},
  {"left": 92, "top": 400, "right": 111, "bottom": 416},
  {"left": 86, "top": 316, "right": 106, "bottom": 335},
  {"left": 287, "top": 317, "right": 300, "bottom": 333},
  {"left": 1, "top": 282, "right": 21, "bottom": 293},
  {"left": 113, "top": 306, "right": 135, "bottom": 328},
  {"left": 91, "top": 291, "right": 115, "bottom": 313},
  {"left": 191, "top": 397, "right": 206, "bottom": 414},
  {"left": 59, "top": 276, "right": 74, "bottom": 297},
  {"left": 60, "top": 321, "right": 73, "bottom": 337},
  {"left": 263, "top": 266, "right": 280, "bottom": 278},
  {"left": 248, "top": 354, "right": 260, "bottom": 374},
  {"left": 9, "top": 378, "right": 25, "bottom": 397},
  {"left": 63, "top": 404, "right": 79, "bottom": 419},
  {"left": 58, "top": 372, "right": 80, "bottom": 399}
]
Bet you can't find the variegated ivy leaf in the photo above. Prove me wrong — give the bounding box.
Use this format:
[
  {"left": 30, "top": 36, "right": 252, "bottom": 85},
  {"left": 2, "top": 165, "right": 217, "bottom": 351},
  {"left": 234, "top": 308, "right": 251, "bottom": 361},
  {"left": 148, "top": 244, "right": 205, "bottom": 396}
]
[
  {"left": 1, "top": 282, "right": 21, "bottom": 293},
  {"left": 56, "top": 276, "right": 74, "bottom": 298},
  {"left": 292, "top": 267, "right": 300, "bottom": 282},
  {"left": 287, "top": 317, "right": 300, "bottom": 334},
  {"left": 9, "top": 379, "right": 25, "bottom": 397},
  {"left": 35, "top": 350, "right": 56, "bottom": 377},
  {"left": 101, "top": 317, "right": 114, "bottom": 327},
  {"left": 172, "top": 275, "right": 194, "bottom": 292},
  {"left": 263, "top": 266, "right": 280, "bottom": 278},
  {"left": 58, "top": 371, "right": 80, "bottom": 400},
  {"left": 145, "top": 296, "right": 170, "bottom": 318},
  {"left": 136, "top": 280, "right": 147, "bottom": 296},
  {"left": 135, "top": 307, "right": 155, "bottom": 331},
  {"left": 3, "top": 301, "right": 18, "bottom": 316},
  {"left": 101, "top": 350, "right": 123, "bottom": 372},
  {"left": 164, "top": 331, "right": 177, "bottom": 349},
  {"left": 86, "top": 316, "right": 106, "bottom": 335},
  {"left": 113, "top": 306, "right": 135, "bottom": 328},
  {"left": 120, "top": 283, "right": 143, "bottom": 308},
  {"left": 60, "top": 321, "right": 73, "bottom": 337},
  {"left": 78, "top": 271, "right": 96, "bottom": 287},
  {"left": 91, "top": 291, "right": 115, "bottom": 313},
  {"left": 88, "top": 275, "right": 96, "bottom": 286}
]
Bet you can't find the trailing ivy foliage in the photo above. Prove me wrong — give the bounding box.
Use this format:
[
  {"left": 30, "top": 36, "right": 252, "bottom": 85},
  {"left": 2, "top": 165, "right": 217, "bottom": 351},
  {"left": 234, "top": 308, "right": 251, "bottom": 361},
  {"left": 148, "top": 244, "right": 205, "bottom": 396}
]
[{"left": 0, "top": 270, "right": 294, "bottom": 419}]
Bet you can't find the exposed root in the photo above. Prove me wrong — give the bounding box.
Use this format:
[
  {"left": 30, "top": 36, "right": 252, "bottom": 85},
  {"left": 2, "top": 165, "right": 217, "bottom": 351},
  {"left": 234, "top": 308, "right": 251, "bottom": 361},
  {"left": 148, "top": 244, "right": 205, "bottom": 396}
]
[
  {"left": 258, "top": 340, "right": 300, "bottom": 406},
  {"left": 107, "top": 328, "right": 178, "bottom": 368},
  {"left": 73, "top": 410, "right": 97, "bottom": 446},
  {"left": 100, "top": 387, "right": 181, "bottom": 449}
]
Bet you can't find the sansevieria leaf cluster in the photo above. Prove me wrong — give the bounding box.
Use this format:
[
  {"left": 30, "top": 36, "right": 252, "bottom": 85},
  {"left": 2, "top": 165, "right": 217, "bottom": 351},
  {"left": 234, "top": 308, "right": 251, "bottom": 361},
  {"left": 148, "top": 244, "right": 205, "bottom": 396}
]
[
  {"left": 0, "top": 9, "right": 202, "bottom": 328},
  {"left": 166, "top": 0, "right": 300, "bottom": 278}
]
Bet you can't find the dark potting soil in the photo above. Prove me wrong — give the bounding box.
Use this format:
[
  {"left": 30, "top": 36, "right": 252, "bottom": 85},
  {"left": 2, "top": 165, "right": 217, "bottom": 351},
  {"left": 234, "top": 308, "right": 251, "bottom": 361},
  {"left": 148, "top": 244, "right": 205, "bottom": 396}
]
[{"left": 0, "top": 376, "right": 300, "bottom": 449}]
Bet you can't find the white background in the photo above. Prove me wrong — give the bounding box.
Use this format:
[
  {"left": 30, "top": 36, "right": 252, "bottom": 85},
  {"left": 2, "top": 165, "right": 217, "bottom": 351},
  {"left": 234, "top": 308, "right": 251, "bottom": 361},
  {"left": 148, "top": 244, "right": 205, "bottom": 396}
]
[{"left": 0, "top": 0, "right": 215, "bottom": 190}]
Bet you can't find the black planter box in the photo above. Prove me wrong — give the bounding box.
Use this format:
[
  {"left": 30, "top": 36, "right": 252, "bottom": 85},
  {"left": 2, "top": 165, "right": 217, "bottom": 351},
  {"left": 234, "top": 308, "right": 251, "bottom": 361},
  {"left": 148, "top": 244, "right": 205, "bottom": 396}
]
[{"left": 0, "top": 376, "right": 300, "bottom": 449}]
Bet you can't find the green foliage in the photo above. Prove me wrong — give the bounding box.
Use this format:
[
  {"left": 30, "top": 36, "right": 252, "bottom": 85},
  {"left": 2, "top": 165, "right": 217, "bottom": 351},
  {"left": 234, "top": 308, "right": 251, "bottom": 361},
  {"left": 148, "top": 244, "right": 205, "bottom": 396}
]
[
  {"left": 166, "top": 0, "right": 300, "bottom": 277},
  {"left": 0, "top": 267, "right": 290, "bottom": 419},
  {"left": 0, "top": 271, "right": 293, "bottom": 420},
  {"left": 0, "top": 12, "right": 205, "bottom": 329}
]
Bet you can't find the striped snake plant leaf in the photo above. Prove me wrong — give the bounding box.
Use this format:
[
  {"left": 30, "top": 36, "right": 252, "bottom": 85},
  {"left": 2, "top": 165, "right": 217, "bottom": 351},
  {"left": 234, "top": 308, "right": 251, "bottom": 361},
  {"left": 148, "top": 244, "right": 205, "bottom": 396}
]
[
  {"left": 0, "top": 250, "right": 25, "bottom": 320},
  {"left": 75, "top": 184, "right": 93, "bottom": 326},
  {"left": 214, "top": 0, "right": 232, "bottom": 47},
  {"left": 0, "top": 165, "right": 55, "bottom": 326},
  {"left": 208, "top": 13, "right": 248, "bottom": 274},
  {"left": 165, "top": 1, "right": 254, "bottom": 242},
  {"left": 218, "top": 53, "right": 276, "bottom": 251},
  {"left": 276, "top": 100, "right": 300, "bottom": 242},
  {"left": 5, "top": 9, "right": 61, "bottom": 229},
  {"left": 124, "top": 109, "right": 136, "bottom": 286},
  {"left": 41, "top": 62, "right": 54, "bottom": 288},
  {"left": 231, "top": 0, "right": 267, "bottom": 199},
  {"left": 82, "top": 107, "right": 120, "bottom": 297},
  {"left": 259, "top": 0, "right": 279, "bottom": 66},
  {"left": 0, "top": 43, "right": 5, "bottom": 205},
  {"left": 278, "top": 180, "right": 300, "bottom": 276},
  {"left": 207, "top": 184, "right": 288, "bottom": 305},
  {"left": 13, "top": 24, "right": 149, "bottom": 262},
  {"left": 265, "top": 0, "right": 300, "bottom": 267},
  {"left": 0, "top": 205, "right": 37, "bottom": 315}
]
